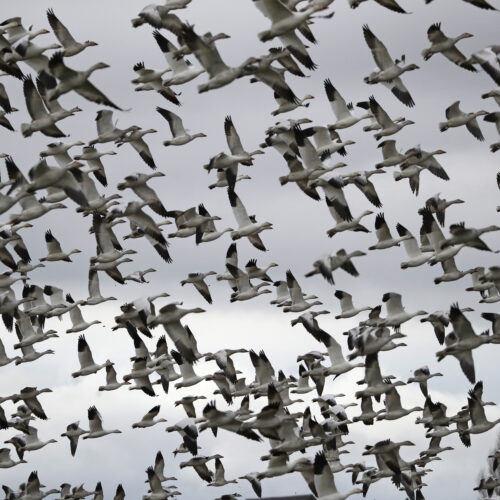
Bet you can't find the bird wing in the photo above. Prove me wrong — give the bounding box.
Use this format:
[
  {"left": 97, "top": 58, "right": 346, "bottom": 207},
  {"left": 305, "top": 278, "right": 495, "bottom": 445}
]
[{"left": 363, "top": 25, "right": 395, "bottom": 69}]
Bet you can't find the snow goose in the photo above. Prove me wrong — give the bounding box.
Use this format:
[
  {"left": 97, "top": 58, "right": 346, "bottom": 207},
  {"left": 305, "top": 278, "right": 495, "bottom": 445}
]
[
  {"left": 272, "top": 91, "right": 314, "bottom": 116},
  {"left": 423, "top": 193, "right": 464, "bottom": 227},
  {"left": 224, "top": 115, "right": 264, "bottom": 165},
  {"left": 180, "top": 24, "right": 256, "bottom": 93},
  {"left": 407, "top": 367, "right": 443, "bottom": 398},
  {"left": 342, "top": 169, "right": 385, "bottom": 207},
  {"left": 334, "top": 290, "right": 371, "bottom": 319},
  {"left": 377, "top": 386, "right": 423, "bottom": 421},
  {"left": 254, "top": 0, "right": 330, "bottom": 42},
  {"left": 131, "top": 4, "right": 184, "bottom": 30},
  {"left": 278, "top": 153, "right": 322, "bottom": 200},
  {"left": 72, "top": 335, "right": 113, "bottom": 378},
  {"left": 326, "top": 208, "right": 373, "bottom": 238},
  {"left": 145, "top": 466, "right": 173, "bottom": 499},
  {"left": 311, "top": 176, "right": 352, "bottom": 221},
  {"left": 420, "top": 208, "right": 464, "bottom": 264},
  {"left": 441, "top": 222, "right": 499, "bottom": 250},
  {"left": 467, "top": 391, "right": 500, "bottom": 435},
  {"left": 131, "top": 60, "right": 170, "bottom": 87},
  {"left": 180, "top": 455, "right": 222, "bottom": 483},
  {"left": 117, "top": 172, "right": 166, "bottom": 216},
  {"left": 39, "top": 229, "right": 81, "bottom": 262},
  {"left": 48, "top": 52, "right": 121, "bottom": 109},
  {"left": 132, "top": 405, "right": 167, "bottom": 429},
  {"left": 1, "top": 17, "right": 48, "bottom": 44},
  {"left": 9, "top": 387, "right": 52, "bottom": 421},
  {"left": 83, "top": 406, "right": 121, "bottom": 439},
  {"left": 422, "top": 23, "right": 476, "bottom": 71},
  {"left": 310, "top": 127, "right": 355, "bottom": 159},
  {"left": 283, "top": 270, "right": 322, "bottom": 313},
  {"left": 13, "top": 311, "right": 57, "bottom": 348},
  {"left": 228, "top": 189, "right": 272, "bottom": 251},
  {"left": 375, "top": 139, "right": 414, "bottom": 168},
  {"left": 291, "top": 365, "right": 315, "bottom": 394},
  {"left": 352, "top": 396, "right": 382, "bottom": 425},
  {"left": 369, "top": 213, "right": 412, "bottom": 250},
  {"left": 121, "top": 201, "right": 172, "bottom": 262},
  {"left": 175, "top": 396, "right": 207, "bottom": 419},
  {"left": 324, "top": 79, "right": 371, "bottom": 130},
  {"left": 39, "top": 140, "right": 84, "bottom": 166},
  {"left": 46, "top": 9, "right": 98, "bottom": 57},
  {"left": 363, "top": 25, "right": 418, "bottom": 107},
  {"left": 399, "top": 148, "right": 450, "bottom": 182},
  {"left": 310, "top": 330, "right": 364, "bottom": 377},
  {"left": 123, "top": 357, "right": 157, "bottom": 396},
  {"left": 116, "top": 126, "right": 157, "bottom": 169},
  {"left": 245, "top": 259, "right": 278, "bottom": 282},
  {"left": 474, "top": 476, "right": 500, "bottom": 498},
  {"left": 25, "top": 157, "right": 88, "bottom": 207},
  {"left": 10, "top": 425, "right": 57, "bottom": 453},
  {"left": 480, "top": 286, "right": 500, "bottom": 304},
  {"left": 60, "top": 422, "right": 88, "bottom": 456},
  {"left": 435, "top": 308, "right": 492, "bottom": 382},
  {"left": 21, "top": 75, "right": 79, "bottom": 138},
  {"left": 0, "top": 447, "right": 25, "bottom": 468},
  {"left": 314, "top": 451, "right": 362, "bottom": 500},
  {"left": 368, "top": 96, "right": 414, "bottom": 140},
  {"left": 153, "top": 30, "right": 204, "bottom": 85},
  {"left": 467, "top": 267, "right": 494, "bottom": 296},
  {"left": 89, "top": 110, "right": 135, "bottom": 145},
  {"left": 227, "top": 263, "right": 271, "bottom": 302},
  {"left": 439, "top": 101, "right": 487, "bottom": 140},
  {"left": 180, "top": 272, "right": 216, "bottom": 304},
  {"left": 396, "top": 224, "right": 431, "bottom": 268},
  {"left": 434, "top": 258, "right": 477, "bottom": 284},
  {"left": 65, "top": 295, "right": 101, "bottom": 333},
  {"left": 157, "top": 107, "right": 206, "bottom": 146},
  {"left": 305, "top": 249, "right": 365, "bottom": 284},
  {"left": 98, "top": 364, "right": 129, "bottom": 392},
  {"left": 73, "top": 145, "right": 116, "bottom": 187},
  {"left": 208, "top": 458, "right": 238, "bottom": 487},
  {"left": 7, "top": 38, "right": 60, "bottom": 73},
  {"left": 209, "top": 169, "right": 251, "bottom": 190},
  {"left": 381, "top": 292, "right": 427, "bottom": 328},
  {"left": 85, "top": 269, "right": 116, "bottom": 306},
  {"left": 172, "top": 350, "right": 207, "bottom": 388},
  {"left": 14, "top": 326, "right": 55, "bottom": 366},
  {"left": 238, "top": 473, "right": 262, "bottom": 498}
]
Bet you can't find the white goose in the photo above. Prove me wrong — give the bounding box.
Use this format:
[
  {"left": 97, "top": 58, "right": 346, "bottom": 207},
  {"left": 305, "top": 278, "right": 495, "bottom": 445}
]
[
  {"left": 157, "top": 107, "right": 206, "bottom": 146},
  {"left": 98, "top": 364, "right": 129, "bottom": 392},
  {"left": 132, "top": 405, "right": 167, "bottom": 429},
  {"left": 368, "top": 96, "right": 414, "bottom": 140},
  {"left": 396, "top": 223, "right": 431, "bottom": 268},
  {"left": 39, "top": 229, "right": 81, "bottom": 262},
  {"left": 334, "top": 290, "right": 371, "bottom": 319},
  {"left": 46, "top": 9, "right": 98, "bottom": 57},
  {"left": 228, "top": 189, "right": 272, "bottom": 251},
  {"left": 363, "top": 25, "right": 418, "bottom": 107},
  {"left": 83, "top": 406, "right": 121, "bottom": 439},
  {"left": 439, "top": 101, "right": 487, "bottom": 141},
  {"left": 60, "top": 422, "right": 88, "bottom": 456},
  {"left": 283, "top": 270, "right": 322, "bottom": 313},
  {"left": 381, "top": 292, "right": 427, "bottom": 328},
  {"left": 85, "top": 269, "right": 116, "bottom": 305},
  {"left": 72, "top": 335, "right": 113, "bottom": 378},
  {"left": 153, "top": 30, "right": 204, "bottom": 85},
  {"left": 313, "top": 451, "right": 362, "bottom": 500},
  {"left": 227, "top": 264, "right": 271, "bottom": 302},
  {"left": 66, "top": 295, "right": 101, "bottom": 333},
  {"left": 324, "top": 79, "right": 371, "bottom": 130},
  {"left": 369, "top": 213, "right": 412, "bottom": 250}
]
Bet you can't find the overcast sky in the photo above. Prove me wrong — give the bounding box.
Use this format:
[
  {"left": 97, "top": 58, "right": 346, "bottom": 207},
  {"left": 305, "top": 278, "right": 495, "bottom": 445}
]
[{"left": 0, "top": 0, "right": 499, "bottom": 499}]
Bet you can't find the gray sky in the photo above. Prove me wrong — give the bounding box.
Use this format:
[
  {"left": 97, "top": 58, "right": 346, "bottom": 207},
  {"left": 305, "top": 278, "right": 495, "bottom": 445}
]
[{"left": 0, "top": 0, "right": 500, "bottom": 499}]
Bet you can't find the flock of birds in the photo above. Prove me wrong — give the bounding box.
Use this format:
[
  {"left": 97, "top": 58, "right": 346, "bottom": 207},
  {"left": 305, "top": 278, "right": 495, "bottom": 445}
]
[{"left": 0, "top": 0, "right": 498, "bottom": 499}]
